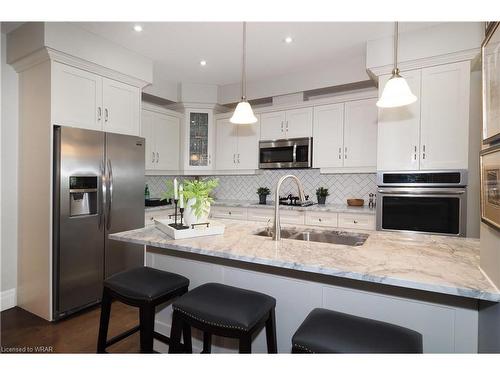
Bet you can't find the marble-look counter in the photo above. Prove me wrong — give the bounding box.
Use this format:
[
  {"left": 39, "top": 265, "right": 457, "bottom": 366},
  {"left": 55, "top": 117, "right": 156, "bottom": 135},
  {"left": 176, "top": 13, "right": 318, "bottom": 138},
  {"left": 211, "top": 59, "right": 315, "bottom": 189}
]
[
  {"left": 145, "top": 200, "right": 375, "bottom": 215},
  {"left": 110, "top": 220, "right": 500, "bottom": 302}
]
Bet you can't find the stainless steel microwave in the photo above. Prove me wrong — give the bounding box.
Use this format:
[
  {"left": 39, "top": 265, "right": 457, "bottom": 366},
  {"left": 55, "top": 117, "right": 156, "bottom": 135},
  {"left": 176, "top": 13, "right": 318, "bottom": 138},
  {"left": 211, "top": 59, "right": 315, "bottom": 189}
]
[{"left": 259, "top": 137, "right": 312, "bottom": 169}]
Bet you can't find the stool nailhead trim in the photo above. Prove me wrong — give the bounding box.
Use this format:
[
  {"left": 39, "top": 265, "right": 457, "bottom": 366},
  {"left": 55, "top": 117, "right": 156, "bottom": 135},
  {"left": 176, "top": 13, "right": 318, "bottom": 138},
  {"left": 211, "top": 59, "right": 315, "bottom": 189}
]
[
  {"left": 173, "top": 307, "right": 248, "bottom": 331},
  {"left": 293, "top": 343, "right": 314, "bottom": 353}
]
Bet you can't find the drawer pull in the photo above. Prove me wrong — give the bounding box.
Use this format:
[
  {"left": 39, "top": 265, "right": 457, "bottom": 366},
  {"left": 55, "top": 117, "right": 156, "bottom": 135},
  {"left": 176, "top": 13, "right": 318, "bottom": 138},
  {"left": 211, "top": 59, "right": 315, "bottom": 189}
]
[
  {"left": 229, "top": 211, "right": 232, "bottom": 215},
  {"left": 318, "top": 218, "right": 322, "bottom": 222},
  {"left": 353, "top": 220, "right": 358, "bottom": 224}
]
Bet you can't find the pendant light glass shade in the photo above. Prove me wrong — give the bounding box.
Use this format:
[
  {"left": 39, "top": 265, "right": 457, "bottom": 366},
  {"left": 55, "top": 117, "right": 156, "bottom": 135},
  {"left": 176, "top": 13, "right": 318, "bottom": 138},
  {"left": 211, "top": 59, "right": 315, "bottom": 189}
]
[
  {"left": 376, "top": 68, "right": 417, "bottom": 108},
  {"left": 376, "top": 22, "right": 417, "bottom": 108},
  {"left": 230, "top": 22, "right": 258, "bottom": 124},
  {"left": 230, "top": 100, "right": 258, "bottom": 124}
]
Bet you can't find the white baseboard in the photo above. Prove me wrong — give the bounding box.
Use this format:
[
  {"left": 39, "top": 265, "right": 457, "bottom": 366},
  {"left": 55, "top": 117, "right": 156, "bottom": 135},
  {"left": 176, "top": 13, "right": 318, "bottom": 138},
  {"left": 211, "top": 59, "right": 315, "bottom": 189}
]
[{"left": 1, "top": 288, "right": 17, "bottom": 312}]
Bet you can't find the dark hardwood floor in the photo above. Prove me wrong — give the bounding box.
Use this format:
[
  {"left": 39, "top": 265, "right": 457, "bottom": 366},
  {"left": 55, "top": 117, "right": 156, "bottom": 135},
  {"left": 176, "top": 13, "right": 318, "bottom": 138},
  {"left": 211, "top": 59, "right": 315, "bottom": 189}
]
[{"left": 1, "top": 302, "right": 141, "bottom": 353}]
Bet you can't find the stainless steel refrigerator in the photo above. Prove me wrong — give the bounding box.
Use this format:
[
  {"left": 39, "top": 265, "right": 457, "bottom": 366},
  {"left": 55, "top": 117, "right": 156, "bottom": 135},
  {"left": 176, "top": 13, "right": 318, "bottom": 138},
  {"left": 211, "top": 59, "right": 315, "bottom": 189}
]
[{"left": 53, "top": 126, "right": 145, "bottom": 319}]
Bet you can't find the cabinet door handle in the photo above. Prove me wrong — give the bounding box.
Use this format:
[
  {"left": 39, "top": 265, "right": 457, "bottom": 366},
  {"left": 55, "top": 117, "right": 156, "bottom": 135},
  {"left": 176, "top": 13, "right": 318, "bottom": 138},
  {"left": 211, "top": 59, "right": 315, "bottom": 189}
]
[
  {"left": 422, "top": 144, "right": 426, "bottom": 159},
  {"left": 286, "top": 120, "right": 289, "bottom": 131},
  {"left": 104, "top": 108, "right": 109, "bottom": 123},
  {"left": 156, "top": 152, "right": 159, "bottom": 163},
  {"left": 152, "top": 152, "right": 155, "bottom": 163},
  {"left": 414, "top": 146, "right": 417, "bottom": 160},
  {"left": 233, "top": 153, "right": 236, "bottom": 164},
  {"left": 339, "top": 147, "right": 342, "bottom": 159},
  {"left": 281, "top": 121, "right": 284, "bottom": 132},
  {"left": 344, "top": 146, "right": 348, "bottom": 159},
  {"left": 97, "top": 107, "right": 102, "bottom": 121},
  {"left": 237, "top": 153, "right": 240, "bottom": 164}
]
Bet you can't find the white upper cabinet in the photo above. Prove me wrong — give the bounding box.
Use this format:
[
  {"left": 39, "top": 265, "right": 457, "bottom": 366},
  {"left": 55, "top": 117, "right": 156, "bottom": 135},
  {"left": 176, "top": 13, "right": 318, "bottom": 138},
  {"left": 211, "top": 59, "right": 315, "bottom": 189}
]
[
  {"left": 313, "top": 103, "right": 344, "bottom": 168},
  {"left": 183, "top": 109, "right": 214, "bottom": 171},
  {"left": 52, "top": 62, "right": 141, "bottom": 136},
  {"left": 102, "top": 78, "right": 141, "bottom": 136},
  {"left": 141, "top": 110, "right": 155, "bottom": 170},
  {"left": 215, "top": 116, "right": 260, "bottom": 171},
  {"left": 52, "top": 62, "right": 103, "bottom": 131},
  {"left": 285, "top": 107, "right": 313, "bottom": 138},
  {"left": 313, "top": 98, "right": 377, "bottom": 172},
  {"left": 376, "top": 61, "right": 470, "bottom": 171},
  {"left": 215, "top": 118, "right": 239, "bottom": 170},
  {"left": 377, "top": 70, "right": 422, "bottom": 171},
  {"left": 142, "top": 107, "right": 181, "bottom": 172},
  {"left": 343, "top": 98, "right": 378, "bottom": 168},
  {"left": 260, "top": 108, "right": 312, "bottom": 140},
  {"left": 260, "top": 111, "right": 286, "bottom": 140},
  {"left": 155, "top": 113, "right": 180, "bottom": 171},
  {"left": 419, "top": 62, "right": 470, "bottom": 170}
]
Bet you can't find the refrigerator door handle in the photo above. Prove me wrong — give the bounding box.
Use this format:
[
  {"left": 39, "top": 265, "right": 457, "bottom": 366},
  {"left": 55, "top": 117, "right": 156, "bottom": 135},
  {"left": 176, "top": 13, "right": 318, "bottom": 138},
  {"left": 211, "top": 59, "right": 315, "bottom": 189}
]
[
  {"left": 106, "top": 159, "right": 113, "bottom": 230},
  {"left": 99, "top": 160, "right": 106, "bottom": 229}
]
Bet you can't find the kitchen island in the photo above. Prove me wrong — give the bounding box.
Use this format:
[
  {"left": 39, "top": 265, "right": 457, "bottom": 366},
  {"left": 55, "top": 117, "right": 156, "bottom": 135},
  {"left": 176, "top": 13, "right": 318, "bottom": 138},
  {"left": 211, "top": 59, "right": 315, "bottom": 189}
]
[{"left": 110, "top": 220, "right": 499, "bottom": 353}]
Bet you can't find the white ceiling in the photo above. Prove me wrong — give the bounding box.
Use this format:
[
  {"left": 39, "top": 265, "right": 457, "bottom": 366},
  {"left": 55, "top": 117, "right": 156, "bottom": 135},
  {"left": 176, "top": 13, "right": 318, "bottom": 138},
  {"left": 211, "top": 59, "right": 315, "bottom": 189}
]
[{"left": 78, "top": 22, "right": 440, "bottom": 86}]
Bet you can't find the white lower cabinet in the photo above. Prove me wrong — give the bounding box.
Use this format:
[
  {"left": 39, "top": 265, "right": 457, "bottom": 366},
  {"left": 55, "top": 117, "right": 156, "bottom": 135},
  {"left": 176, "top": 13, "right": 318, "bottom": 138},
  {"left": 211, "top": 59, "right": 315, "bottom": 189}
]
[
  {"left": 210, "top": 206, "right": 248, "bottom": 220},
  {"left": 304, "top": 211, "right": 339, "bottom": 227},
  {"left": 337, "top": 213, "right": 376, "bottom": 231},
  {"left": 213, "top": 205, "right": 375, "bottom": 230}
]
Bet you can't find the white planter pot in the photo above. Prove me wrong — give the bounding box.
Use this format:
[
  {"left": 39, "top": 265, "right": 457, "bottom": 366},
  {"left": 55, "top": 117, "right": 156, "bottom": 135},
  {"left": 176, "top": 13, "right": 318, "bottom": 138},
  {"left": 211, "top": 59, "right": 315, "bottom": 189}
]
[{"left": 183, "top": 198, "right": 210, "bottom": 227}]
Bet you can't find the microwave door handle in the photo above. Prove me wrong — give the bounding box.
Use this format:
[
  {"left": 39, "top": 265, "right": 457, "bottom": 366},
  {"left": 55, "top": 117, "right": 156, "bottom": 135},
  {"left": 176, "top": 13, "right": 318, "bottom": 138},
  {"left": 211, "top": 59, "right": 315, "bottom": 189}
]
[
  {"left": 293, "top": 143, "right": 297, "bottom": 163},
  {"left": 106, "top": 159, "right": 113, "bottom": 230}
]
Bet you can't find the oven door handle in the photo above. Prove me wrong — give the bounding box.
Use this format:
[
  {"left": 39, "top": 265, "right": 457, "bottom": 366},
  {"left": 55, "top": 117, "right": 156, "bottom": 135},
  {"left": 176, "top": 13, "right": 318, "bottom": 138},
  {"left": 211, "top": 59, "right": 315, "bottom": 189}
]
[
  {"left": 378, "top": 188, "right": 466, "bottom": 195},
  {"left": 292, "top": 143, "right": 297, "bottom": 163}
]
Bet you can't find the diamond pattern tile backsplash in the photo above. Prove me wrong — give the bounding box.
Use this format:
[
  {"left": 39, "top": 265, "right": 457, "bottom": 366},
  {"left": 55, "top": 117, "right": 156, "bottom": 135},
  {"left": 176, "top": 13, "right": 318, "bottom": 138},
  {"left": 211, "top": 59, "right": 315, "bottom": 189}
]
[{"left": 146, "top": 170, "right": 377, "bottom": 204}]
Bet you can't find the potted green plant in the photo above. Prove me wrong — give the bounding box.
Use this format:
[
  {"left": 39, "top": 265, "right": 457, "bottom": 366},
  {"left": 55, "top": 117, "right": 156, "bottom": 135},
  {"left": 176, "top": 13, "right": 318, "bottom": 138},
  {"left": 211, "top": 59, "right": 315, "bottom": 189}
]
[
  {"left": 316, "top": 187, "right": 330, "bottom": 205},
  {"left": 162, "top": 178, "right": 219, "bottom": 226},
  {"left": 257, "top": 187, "right": 271, "bottom": 205}
]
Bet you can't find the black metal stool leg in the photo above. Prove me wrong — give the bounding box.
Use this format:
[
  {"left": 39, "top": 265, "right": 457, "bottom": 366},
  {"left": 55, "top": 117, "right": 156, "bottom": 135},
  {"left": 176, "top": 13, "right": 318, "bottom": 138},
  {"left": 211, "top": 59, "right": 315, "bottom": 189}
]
[
  {"left": 239, "top": 335, "right": 252, "bottom": 354},
  {"left": 265, "top": 309, "right": 278, "bottom": 354},
  {"left": 202, "top": 332, "right": 212, "bottom": 353},
  {"left": 139, "top": 303, "right": 156, "bottom": 353},
  {"left": 97, "top": 288, "right": 112, "bottom": 353},
  {"left": 169, "top": 310, "right": 183, "bottom": 353},
  {"left": 182, "top": 322, "right": 193, "bottom": 353}
]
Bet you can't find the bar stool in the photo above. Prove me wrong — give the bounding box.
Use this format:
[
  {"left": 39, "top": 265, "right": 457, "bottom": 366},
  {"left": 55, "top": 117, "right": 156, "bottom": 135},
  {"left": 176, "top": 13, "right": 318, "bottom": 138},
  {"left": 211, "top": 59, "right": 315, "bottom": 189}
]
[
  {"left": 291, "top": 308, "right": 423, "bottom": 353},
  {"left": 97, "top": 266, "right": 190, "bottom": 353},
  {"left": 169, "top": 283, "right": 277, "bottom": 354}
]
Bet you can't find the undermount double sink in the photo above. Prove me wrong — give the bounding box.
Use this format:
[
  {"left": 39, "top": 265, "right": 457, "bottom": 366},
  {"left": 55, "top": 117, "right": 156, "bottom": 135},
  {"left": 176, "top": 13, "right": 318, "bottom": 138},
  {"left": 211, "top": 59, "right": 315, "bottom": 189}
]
[{"left": 255, "top": 227, "right": 368, "bottom": 246}]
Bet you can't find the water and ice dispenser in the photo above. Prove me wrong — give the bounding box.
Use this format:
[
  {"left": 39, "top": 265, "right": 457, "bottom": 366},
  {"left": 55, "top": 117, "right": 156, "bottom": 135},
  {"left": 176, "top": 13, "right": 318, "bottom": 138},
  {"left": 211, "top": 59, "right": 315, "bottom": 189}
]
[{"left": 69, "top": 176, "right": 98, "bottom": 217}]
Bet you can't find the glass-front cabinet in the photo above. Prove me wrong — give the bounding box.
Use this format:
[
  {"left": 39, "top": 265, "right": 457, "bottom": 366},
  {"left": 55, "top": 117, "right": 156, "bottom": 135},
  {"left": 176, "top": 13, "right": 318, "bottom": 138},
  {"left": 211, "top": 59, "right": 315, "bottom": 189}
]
[{"left": 182, "top": 108, "right": 214, "bottom": 171}]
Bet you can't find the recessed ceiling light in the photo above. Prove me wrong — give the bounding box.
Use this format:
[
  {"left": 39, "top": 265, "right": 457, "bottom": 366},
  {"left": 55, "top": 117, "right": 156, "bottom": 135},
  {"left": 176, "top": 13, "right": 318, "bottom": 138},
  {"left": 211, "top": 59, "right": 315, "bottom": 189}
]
[
  {"left": 133, "top": 25, "right": 143, "bottom": 32},
  {"left": 284, "top": 36, "right": 293, "bottom": 44},
  {"left": 200, "top": 60, "right": 207, "bottom": 66}
]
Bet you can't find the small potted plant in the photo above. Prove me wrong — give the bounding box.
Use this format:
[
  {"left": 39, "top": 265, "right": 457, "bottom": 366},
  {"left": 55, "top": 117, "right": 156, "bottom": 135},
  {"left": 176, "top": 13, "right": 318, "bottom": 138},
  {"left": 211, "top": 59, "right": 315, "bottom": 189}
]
[
  {"left": 257, "top": 187, "right": 271, "bottom": 205},
  {"left": 316, "top": 187, "right": 330, "bottom": 205}
]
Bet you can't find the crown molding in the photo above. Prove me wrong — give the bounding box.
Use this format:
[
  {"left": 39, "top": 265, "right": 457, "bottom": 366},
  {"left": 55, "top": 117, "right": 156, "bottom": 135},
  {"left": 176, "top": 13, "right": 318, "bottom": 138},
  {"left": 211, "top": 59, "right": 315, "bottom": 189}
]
[
  {"left": 141, "top": 102, "right": 184, "bottom": 118},
  {"left": 166, "top": 102, "right": 230, "bottom": 113},
  {"left": 367, "top": 48, "right": 480, "bottom": 80},
  {"left": 10, "top": 47, "right": 150, "bottom": 88},
  {"left": 215, "top": 88, "right": 377, "bottom": 120}
]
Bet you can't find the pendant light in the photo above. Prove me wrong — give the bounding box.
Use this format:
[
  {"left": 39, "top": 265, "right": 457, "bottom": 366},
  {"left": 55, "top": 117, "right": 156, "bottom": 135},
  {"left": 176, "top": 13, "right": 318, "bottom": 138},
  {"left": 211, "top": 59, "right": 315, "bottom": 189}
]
[
  {"left": 376, "top": 22, "right": 417, "bottom": 108},
  {"left": 230, "top": 22, "right": 258, "bottom": 124}
]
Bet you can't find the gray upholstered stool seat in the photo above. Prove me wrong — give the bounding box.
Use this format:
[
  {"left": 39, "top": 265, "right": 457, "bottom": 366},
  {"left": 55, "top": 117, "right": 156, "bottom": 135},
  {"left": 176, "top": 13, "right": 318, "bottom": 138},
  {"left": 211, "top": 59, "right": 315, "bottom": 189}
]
[{"left": 292, "top": 308, "right": 423, "bottom": 353}]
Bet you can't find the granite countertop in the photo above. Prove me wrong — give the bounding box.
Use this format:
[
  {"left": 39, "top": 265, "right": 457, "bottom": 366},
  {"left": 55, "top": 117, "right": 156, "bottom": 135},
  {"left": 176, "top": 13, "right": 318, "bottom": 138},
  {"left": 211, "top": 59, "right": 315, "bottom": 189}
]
[
  {"left": 110, "top": 220, "right": 500, "bottom": 302},
  {"left": 145, "top": 200, "right": 376, "bottom": 215}
]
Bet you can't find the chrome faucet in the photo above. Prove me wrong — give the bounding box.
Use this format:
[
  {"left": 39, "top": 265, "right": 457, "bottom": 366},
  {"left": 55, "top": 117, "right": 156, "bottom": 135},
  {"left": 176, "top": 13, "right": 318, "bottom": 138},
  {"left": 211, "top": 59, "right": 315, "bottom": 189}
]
[{"left": 273, "top": 175, "right": 306, "bottom": 241}]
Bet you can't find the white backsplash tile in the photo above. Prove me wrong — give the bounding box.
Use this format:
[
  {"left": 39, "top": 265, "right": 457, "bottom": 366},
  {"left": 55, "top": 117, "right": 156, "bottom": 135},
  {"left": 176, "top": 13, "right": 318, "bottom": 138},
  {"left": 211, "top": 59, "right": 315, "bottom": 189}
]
[{"left": 146, "top": 170, "right": 377, "bottom": 205}]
